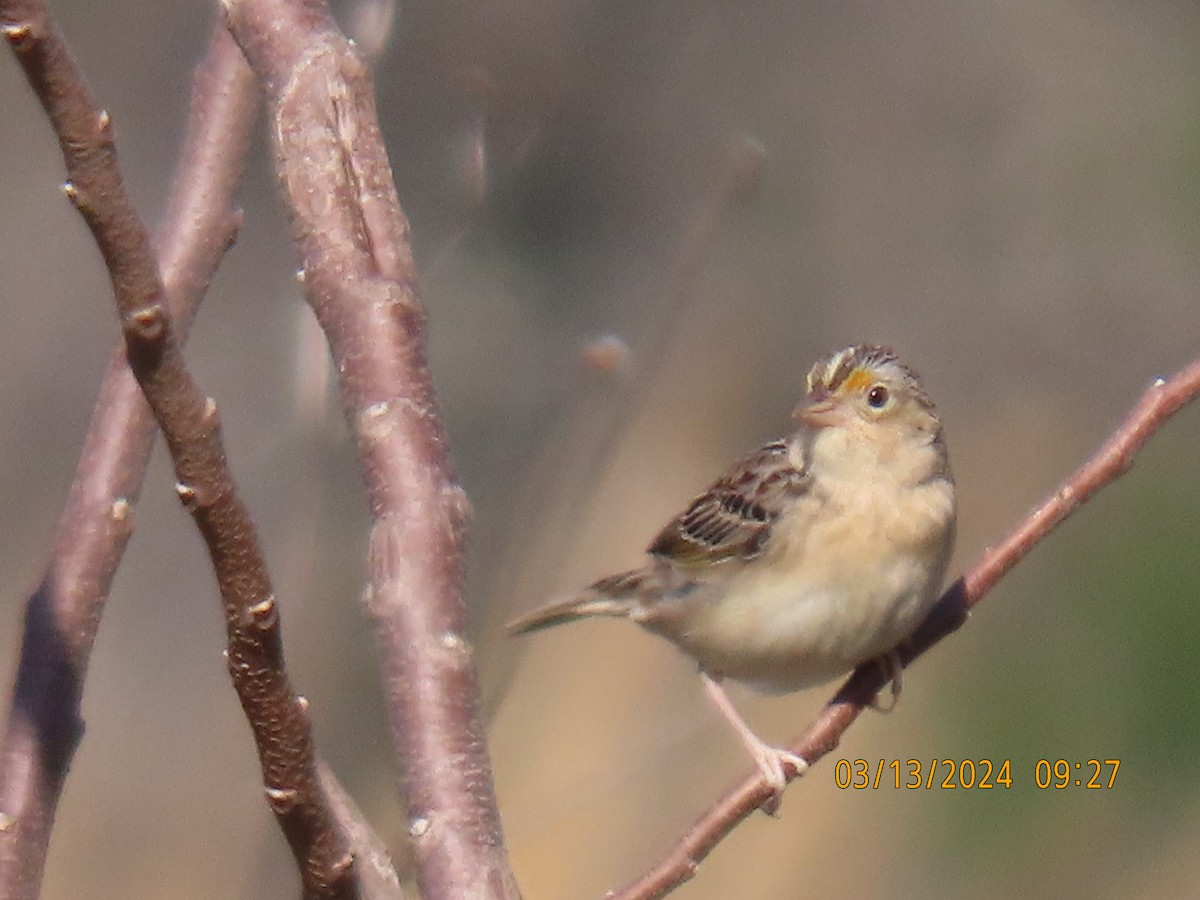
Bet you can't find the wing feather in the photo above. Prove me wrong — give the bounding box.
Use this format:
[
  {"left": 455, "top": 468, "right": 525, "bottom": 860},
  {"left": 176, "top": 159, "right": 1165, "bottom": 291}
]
[{"left": 647, "top": 440, "right": 809, "bottom": 565}]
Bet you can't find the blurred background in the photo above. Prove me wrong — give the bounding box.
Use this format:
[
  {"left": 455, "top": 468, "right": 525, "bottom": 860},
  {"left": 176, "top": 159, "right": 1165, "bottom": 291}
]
[{"left": 3, "top": 0, "right": 1200, "bottom": 897}]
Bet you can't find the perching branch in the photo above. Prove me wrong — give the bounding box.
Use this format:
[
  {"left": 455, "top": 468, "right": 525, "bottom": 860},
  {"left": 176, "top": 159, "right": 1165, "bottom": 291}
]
[
  {"left": 0, "top": 5, "right": 358, "bottom": 898},
  {"left": 0, "top": 13, "right": 255, "bottom": 899},
  {"left": 221, "top": 1, "right": 520, "bottom": 897},
  {"left": 610, "top": 355, "right": 1200, "bottom": 900}
]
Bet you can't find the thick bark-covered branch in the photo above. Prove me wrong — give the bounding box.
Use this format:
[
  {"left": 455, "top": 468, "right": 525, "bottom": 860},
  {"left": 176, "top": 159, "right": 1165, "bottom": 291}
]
[
  {"left": 0, "top": 14, "right": 256, "bottom": 899},
  {"left": 0, "top": 5, "right": 357, "bottom": 898},
  {"left": 222, "top": 2, "right": 519, "bottom": 897},
  {"left": 611, "top": 355, "right": 1200, "bottom": 900}
]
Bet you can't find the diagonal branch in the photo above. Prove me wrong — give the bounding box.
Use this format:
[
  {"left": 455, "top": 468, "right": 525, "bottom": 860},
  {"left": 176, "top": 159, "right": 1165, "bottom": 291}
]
[
  {"left": 610, "top": 354, "right": 1200, "bottom": 900},
  {"left": 318, "top": 760, "right": 410, "bottom": 900},
  {"left": 0, "top": 5, "right": 359, "bottom": 898},
  {"left": 0, "top": 13, "right": 256, "bottom": 900},
  {"left": 221, "top": 1, "right": 520, "bottom": 897}
]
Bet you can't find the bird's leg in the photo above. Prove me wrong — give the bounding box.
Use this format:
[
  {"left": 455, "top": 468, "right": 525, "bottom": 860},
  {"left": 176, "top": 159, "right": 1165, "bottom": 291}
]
[
  {"left": 869, "top": 649, "right": 904, "bottom": 712},
  {"left": 701, "top": 673, "right": 807, "bottom": 813}
]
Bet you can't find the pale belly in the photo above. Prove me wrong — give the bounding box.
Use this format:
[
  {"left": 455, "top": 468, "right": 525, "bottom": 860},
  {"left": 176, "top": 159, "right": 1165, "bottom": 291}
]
[
  {"left": 663, "top": 557, "right": 936, "bottom": 692},
  {"left": 639, "top": 484, "right": 953, "bottom": 692},
  {"left": 630, "top": 468, "right": 955, "bottom": 692}
]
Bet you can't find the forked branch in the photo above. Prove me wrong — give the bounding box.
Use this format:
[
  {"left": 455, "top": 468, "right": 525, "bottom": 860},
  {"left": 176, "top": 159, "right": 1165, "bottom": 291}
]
[{"left": 611, "top": 355, "right": 1200, "bottom": 900}]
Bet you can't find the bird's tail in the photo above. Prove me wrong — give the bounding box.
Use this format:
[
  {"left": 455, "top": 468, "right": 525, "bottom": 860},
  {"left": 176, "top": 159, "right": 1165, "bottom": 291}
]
[{"left": 506, "top": 569, "right": 648, "bottom": 635}]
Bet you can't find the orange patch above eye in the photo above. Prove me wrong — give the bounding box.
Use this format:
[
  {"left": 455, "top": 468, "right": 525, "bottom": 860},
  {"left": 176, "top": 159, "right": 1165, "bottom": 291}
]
[{"left": 840, "top": 368, "right": 874, "bottom": 394}]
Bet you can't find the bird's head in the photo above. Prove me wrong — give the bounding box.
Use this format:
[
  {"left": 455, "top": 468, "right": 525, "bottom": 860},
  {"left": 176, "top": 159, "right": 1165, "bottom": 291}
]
[{"left": 794, "top": 344, "right": 947, "bottom": 483}]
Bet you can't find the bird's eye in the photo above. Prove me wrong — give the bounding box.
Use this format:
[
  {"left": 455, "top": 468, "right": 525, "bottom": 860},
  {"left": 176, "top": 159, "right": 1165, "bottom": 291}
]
[{"left": 866, "top": 385, "right": 890, "bottom": 409}]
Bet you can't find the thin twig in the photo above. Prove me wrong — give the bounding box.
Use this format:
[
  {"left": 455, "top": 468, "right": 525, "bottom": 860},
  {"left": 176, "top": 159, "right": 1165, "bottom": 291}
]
[
  {"left": 0, "top": 14, "right": 256, "bottom": 900},
  {"left": 0, "top": 6, "right": 358, "bottom": 898},
  {"left": 610, "top": 355, "right": 1200, "bottom": 900},
  {"left": 317, "top": 761, "right": 407, "bottom": 900},
  {"left": 221, "top": 1, "right": 519, "bottom": 897}
]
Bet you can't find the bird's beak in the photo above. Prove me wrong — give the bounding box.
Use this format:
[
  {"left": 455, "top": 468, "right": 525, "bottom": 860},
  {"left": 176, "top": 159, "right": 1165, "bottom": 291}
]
[{"left": 793, "top": 388, "right": 844, "bottom": 428}]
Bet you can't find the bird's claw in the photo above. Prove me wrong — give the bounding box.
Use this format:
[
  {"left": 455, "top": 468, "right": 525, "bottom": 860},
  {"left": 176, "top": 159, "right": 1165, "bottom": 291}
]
[
  {"left": 751, "top": 745, "right": 808, "bottom": 815},
  {"left": 869, "top": 650, "right": 903, "bottom": 712}
]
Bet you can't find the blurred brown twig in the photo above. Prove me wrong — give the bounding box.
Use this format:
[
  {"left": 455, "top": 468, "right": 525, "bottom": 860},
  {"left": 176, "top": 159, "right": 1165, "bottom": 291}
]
[{"left": 610, "top": 354, "right": 1200, "bottom": 900}]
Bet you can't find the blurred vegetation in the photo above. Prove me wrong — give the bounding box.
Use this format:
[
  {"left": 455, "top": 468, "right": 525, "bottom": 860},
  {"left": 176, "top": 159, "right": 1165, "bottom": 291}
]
[{"left": 1, "top": 0, "right": 1199, "bottom": 897}]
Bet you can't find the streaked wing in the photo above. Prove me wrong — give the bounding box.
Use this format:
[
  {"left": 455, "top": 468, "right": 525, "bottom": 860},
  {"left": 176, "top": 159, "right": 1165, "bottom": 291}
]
[{"left": 647, "top": 440, "right": 809, "bottom": 565}]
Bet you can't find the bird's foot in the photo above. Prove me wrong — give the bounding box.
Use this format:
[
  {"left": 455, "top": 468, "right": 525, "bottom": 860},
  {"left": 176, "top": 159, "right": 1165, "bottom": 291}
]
[
  {"left": 869, "top": 650, "right": 904, "bottom": 713},
  {"left": 748, "top": 741, "right": 809, "bottom": 815},
  {"left": 701, "top": 673, "right": 808, "bottom": 814}
]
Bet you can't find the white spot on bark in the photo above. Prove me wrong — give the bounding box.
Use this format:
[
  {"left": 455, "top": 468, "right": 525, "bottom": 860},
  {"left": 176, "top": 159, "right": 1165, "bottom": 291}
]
[{"left": 409, "top": 816, "right": 430, "bottom": 838}]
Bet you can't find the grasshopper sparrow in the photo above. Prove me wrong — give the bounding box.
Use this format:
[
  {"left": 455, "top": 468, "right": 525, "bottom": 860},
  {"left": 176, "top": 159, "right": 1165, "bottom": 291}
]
[{"left": 509, "top": 344, "right": 956, "bottom": 804}]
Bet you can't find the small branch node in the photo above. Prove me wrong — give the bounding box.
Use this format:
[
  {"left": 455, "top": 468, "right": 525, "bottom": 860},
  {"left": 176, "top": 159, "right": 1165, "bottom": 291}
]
[
  {"left": 294, "top": 267, "right": 306, "bottom": 284},
  {"left": 60, "top": 181, "right": 79, "bottom": 205},
  {"left": 379, "top": 283, "right": 423, "bottom": 317},
  {"left": 95, "top": 109, "right": 113, "bottom": 142},
  {"left": 125, "top": 305, "right": 166, "bottom": 341},
  {"left": 1, "top": 22, "right": 32, "bottom": 46},
  {"left": 358, "top": 400, "right": 395, "bottom": 441},
  {"left": 246, "top": 595, "right": 278, "bottom": 630},
  {"left": 332, "top": 852, "right": 355, "bottom": 874},
  {"left": 294, "top": 694, "right": 312, "bottom": 727},
  {"left": 173, "top": 481, "right": 198, "bottom": 509},
  {"left": 202, "top": 395, "right": 219, "bottom": 421},
  {"left": 0, "top": 810, "right": 14, "bottom": 832},
  {"left": 408, "top": 816, "right": 431, "bottom": 839},
  {"left": 265, "top": 785, "right": 301, "bottom": 813},
  {"left": 109, "top": 497, "right": 131, "bottom": 522},
  {"left": 439, "top": 631, "right": 466, "bottom": 653}
]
